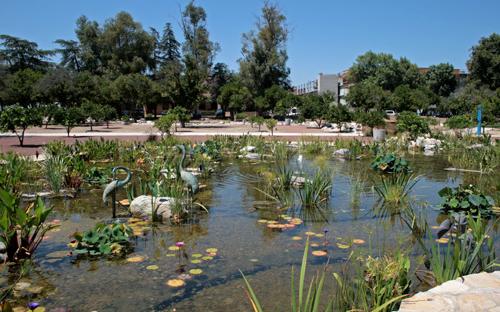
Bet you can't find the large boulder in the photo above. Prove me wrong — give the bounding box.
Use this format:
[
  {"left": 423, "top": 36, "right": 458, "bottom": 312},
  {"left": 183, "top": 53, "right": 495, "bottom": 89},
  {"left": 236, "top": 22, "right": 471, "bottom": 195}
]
[{"left": 130, "top": 195, "right": 173, "bottom": 220}]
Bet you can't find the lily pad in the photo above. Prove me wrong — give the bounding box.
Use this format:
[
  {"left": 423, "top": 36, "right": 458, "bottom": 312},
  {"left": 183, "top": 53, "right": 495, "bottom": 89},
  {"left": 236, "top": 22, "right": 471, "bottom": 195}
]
[
  {"left": 191, "top": 259, "right": 202, "bottom": 264},
  {"left": 291, "top": 236, "right": 302, "bottom": 241},
  {"left": 436, "top": 237, "right": 449, "bottom": 244},
  {"left": 305, "top": 231, "right": 316, "bottom": 236},
  {"left": 206, "top": 248, "right": 218, "bottom": 253},
  {"left": 202, "top": 256, "right": 213, "bottom": 261},
  {"left": 192, "top": 253, "right": 203, "bottom": 258},
  {"left": 166, "top": 253, "right": 176, "bottom": 257},
  {"left": 146, "top": 265, "right": 159, "bottom": 270},
  {"left": 352, "top": 239, "right": 365, "bottom": 245},
  {"left": 168, "top": 246, "right": 180, "bottom": 251},
  {"left": 336, "top": 243, "right": 350, "bottom": 249},
  {"left": 257, "top": 219, "right": 268, "bottom": 223},
  {"left": 310, "top": 243, "right": 320, "bottom": 247},
  {"left": 189, "top": 269, "right": 203, "bottom": 275},
  {"left": 166, "top": 279, "right": 185, "bottom": 288},
  {"left": 315, "top": 234, "right": 324, "bottom": 238},
  {"left": 312, "top": 250, "right": 328, "bottom": 257},
  {"left": 126, "top": 256, "right": 145, "bottom": 263}
]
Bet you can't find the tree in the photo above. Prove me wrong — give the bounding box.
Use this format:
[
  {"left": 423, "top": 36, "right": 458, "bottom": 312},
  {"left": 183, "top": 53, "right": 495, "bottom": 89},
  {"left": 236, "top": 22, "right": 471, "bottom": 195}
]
[
  {"left": 0, "top": 105, "right": 42, "bottom": 146},
  {"left": 39, "top": 103, "right": 60, "bottom": 128},
  {"left": 101, "top": 105, "right": 117, "bottom": 128},
  {"left": 209, "top": 63, "right": 232, "bottom": 107},
  {"left": 54, "top": 106, "right": 84, "bottom": 137},
  {"left": 425, "top": 63, "right": 457, "bottom": 97},
  {"left": 467, "top": 33, "right": 500, "bottom": 90},
  {"left": 349, "top": 51, "right": 422, "bottom": 91},
  {"left": 81, "top": 100, "right": 104, "bottom": 131},
  {"left": 36, "top": 68, "right": 76, "bottom": 107},
  {"left": 74, "top": 16, "right": 102, "bottom": 73},
  {"left": 345, "top": 79, "right": 390, "bottom": 111},
  {"left": 170, "top": 106, "right": 191, "bottom": 128},
  {"left": 265, "top": 118, "right": 277, "bottom": 135},
  {"left": 390, "top": 85, "right": 432, "bottom": 113},
  {"left": 275, "top": 92, "right": 302, "bottom": 117},
  {"left": 327, "top": 104, "right": 352, "bottom": 131},
  {"left": 217, "top": 81, "right": 252, "bottom": 119},
  {"left": 257, "top": 85, "right": 288, "bottom": 114},
  {"left": 111, "top": 74, "right": 157, "bottom": 116},
  {"left": 239, "top": 2, "right": 290, "bottom": 99},
  {"left": 180, "top": 1, "right": 218, "bottom": 112},
  {"left": 152, "top": 22, "right": 181, "bottom": 77},
  {"left": 54, "top": 39, "right": 82, "bottom": 71},
  {"left": 0, "top": 35, "right": 53, "bottom": 72},
  {"left": 2, "top": 69, "right": 43, "bottom": 106},
  {"left": 299, "top": 92, "right": 335, "bottom": 128},
  {"left": 396, "top": 112, "right": 430, "bottom": 139}
]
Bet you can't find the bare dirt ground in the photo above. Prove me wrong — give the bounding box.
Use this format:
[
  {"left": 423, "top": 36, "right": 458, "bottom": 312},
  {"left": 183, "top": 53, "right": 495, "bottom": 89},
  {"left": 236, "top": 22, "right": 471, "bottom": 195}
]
[{"left": 0, "top": 121, "right": 371, "bottom": 155}]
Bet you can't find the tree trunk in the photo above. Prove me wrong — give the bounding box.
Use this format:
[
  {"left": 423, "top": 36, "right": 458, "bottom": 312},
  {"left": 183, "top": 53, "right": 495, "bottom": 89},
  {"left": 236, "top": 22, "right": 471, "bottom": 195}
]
[
  {"left": 17, "top": 128, "right": 26, "bottom": 147},
  {"left": 90, "top": 121, "right": 93, "bottom": 131},
  {"left": 67, "top": 127, "right": 71, "bottom": 137}
]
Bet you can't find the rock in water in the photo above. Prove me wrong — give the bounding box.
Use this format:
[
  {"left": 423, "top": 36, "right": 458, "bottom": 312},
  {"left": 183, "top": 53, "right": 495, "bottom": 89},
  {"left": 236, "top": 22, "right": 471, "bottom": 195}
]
[{"left": 129, "top": 195, "right": 173, "bottom": 220}]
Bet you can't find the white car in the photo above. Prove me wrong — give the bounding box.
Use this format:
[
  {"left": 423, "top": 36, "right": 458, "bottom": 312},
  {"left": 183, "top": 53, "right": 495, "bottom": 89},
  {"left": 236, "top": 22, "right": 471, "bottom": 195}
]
[{"left": 385, "top": 110, "right": 397, "bottom": 117}]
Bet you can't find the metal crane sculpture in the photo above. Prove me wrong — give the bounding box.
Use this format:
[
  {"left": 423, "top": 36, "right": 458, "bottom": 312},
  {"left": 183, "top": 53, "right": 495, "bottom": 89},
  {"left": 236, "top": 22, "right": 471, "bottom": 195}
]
[
  {"left": 103, "top": 166, "right": 132, "bottom": 218},
  {"left": 176, "top": 145, "right": 199, "bottom": 195}
]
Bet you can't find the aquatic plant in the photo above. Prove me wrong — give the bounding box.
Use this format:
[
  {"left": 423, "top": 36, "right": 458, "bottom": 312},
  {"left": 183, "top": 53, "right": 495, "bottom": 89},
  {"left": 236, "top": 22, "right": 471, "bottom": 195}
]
[
  {"left": 438, "top": 184, "right": 495, "bottom": 217},
  {"left": 374, "top": 174, "right": 420, "bottom": 207},
  {"left": 0, "top": 189, "right": 55, "bottom": 262},
  {"left": 0, "top": 153, "right": 30, "bottom": 193},
  {"left": 70, "top": 223, "right": 133, "bottom": 258},
  {"left": 333, "top": 252, "right": 411, "bottom": 312},
  {"left": 43, "top": 154, "right": 68, "bottom": 193},
  {"left": 300, "top": 139, "right": 331, "bottom": 155},
  {"left": 427, "top": 214, "right": 497, "bottom": 286},
  {"left": 370, "top": 153, "right": 410, "bottom": 174},
  {"left": 297, "top": 170, "right": 332, "bottom": 208},
  {"left": 241, "top": 238, "right": 332, "bottom": 312},
  {"left": 447, "top": 144, "right": 499, "bottom": 173}
]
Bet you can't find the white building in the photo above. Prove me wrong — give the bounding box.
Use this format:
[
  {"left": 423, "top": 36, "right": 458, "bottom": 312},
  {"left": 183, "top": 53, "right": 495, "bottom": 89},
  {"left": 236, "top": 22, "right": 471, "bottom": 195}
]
[{"left": 294, "top": 73, "right": 340, "bottom": 99}]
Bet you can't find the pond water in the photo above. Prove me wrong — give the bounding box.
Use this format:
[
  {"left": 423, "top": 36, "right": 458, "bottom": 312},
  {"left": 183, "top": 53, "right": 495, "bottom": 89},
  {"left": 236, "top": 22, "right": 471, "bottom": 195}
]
[{"left": 4, "top": 152, "right": 500, "bottom": 311}]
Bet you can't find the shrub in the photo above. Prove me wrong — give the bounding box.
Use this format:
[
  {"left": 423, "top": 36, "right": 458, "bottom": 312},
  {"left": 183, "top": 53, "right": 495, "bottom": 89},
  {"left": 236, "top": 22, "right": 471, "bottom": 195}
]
[
  {"left": 156, "top": 113, "right": 177, "bottom": 136},
  {"left": 445, "top": 115, "right": 473, "bottom": 129},
  {"left": 170, "top": 106, "right": 191, "bottom": 128},
  {"left": 396, "top": 112, "right": 430, "bottom": 139}
]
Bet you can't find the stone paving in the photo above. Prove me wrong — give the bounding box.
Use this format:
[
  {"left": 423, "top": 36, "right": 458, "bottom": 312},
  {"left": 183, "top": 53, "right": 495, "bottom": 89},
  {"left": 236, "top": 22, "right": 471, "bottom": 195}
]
[{"left": 399, "top": 271, "right": 500, "bottom": 312}]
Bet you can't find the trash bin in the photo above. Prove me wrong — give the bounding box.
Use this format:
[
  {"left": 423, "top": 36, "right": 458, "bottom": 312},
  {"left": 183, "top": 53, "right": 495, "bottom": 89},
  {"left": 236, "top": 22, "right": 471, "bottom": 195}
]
[
  {"left": 285, "top": 118, "right": 292, "bottom": 125},
  {"left": 373, "top": 128, "right": 386, "bottom": 142}
]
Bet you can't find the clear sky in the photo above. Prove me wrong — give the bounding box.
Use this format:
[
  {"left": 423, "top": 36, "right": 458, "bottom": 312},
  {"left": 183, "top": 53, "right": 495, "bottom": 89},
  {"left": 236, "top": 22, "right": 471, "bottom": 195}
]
[{"left": 1, "top": 0, "right": 499, "bottom": 85}]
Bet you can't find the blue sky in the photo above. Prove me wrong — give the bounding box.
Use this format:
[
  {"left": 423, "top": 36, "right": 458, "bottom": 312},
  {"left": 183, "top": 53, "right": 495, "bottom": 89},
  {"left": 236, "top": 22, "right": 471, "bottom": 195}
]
[{"left": 1, "top": 0, "right": 499, "bottom": 84}]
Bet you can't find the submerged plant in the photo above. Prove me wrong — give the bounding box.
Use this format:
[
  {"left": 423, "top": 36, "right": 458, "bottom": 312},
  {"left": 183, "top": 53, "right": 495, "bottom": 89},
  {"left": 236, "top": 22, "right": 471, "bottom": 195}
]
[{"left": 0, "top": 189, "right": 55, "bottom": 262}]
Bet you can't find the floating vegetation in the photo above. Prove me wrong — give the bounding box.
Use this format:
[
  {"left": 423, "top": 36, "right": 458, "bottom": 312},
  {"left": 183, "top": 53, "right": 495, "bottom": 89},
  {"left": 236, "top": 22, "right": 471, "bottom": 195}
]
[
  {"left": 126, "top": 256, "right": 145, "bottom": 263},
  {"left": 166, "top": 279, "right": 185, "bottom": 288},
  {"left": 189, "top": 269, "right": 203, "bottom": 275},
  {"left": 311, "top": 250, "right": 327, "bottom": 257},
  {"left": 146, "top": 265, "right": 159, "bottom": 270},
  {"left": 291, "top": 236, "right": 302, "bottom": 241}
]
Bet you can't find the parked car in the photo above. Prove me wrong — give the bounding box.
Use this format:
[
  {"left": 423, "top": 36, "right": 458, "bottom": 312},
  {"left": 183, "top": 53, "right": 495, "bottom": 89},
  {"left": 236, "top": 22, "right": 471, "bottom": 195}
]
[
  {"left": 215, "top": 109, "right": 224, "bottom": 119},
  {"left": 385, "top": 110, "right": 397, "bottom": 118}
]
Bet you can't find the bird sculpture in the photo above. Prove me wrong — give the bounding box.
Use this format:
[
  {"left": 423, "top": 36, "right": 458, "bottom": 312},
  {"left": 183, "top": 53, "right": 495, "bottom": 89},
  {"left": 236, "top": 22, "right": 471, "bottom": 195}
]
[
  {"left": 103, "top": 166, "right": 132, "bottom": 218},
  {"left": 297, "top": 154, "right": 303, "bottom": 173},
  {"left": 176, "top": 145, "right": 199, "bottom": 195}
]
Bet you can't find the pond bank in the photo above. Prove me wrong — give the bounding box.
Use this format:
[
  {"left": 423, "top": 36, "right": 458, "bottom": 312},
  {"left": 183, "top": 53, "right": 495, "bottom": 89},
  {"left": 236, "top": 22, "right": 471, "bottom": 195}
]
[{"left": 399, "top": 271, "right": 500, "bottom": 312}]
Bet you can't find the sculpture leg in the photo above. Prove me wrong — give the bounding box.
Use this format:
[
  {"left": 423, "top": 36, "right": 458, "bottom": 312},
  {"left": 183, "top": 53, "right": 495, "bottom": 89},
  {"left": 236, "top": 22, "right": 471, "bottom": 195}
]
[{"left": 112, "top": 187, "right": 116, "bottom": 218}]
